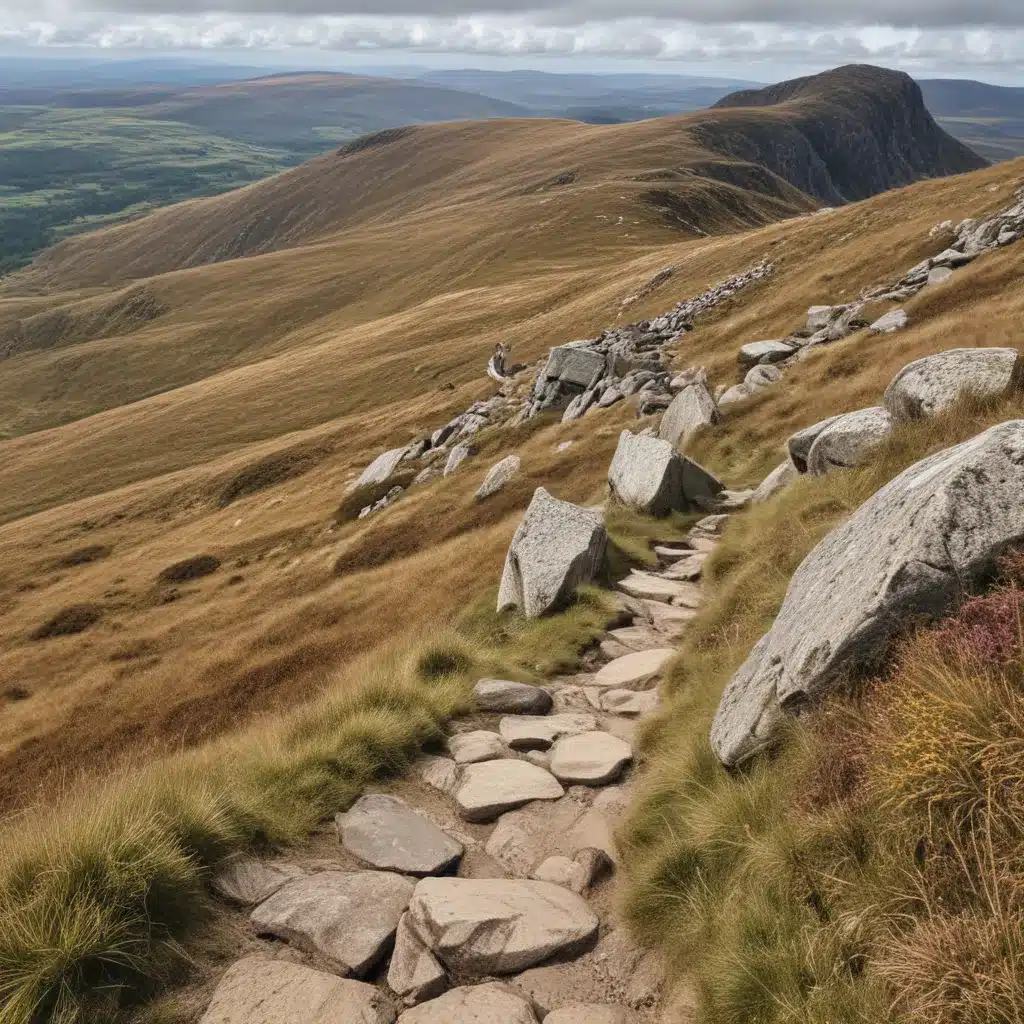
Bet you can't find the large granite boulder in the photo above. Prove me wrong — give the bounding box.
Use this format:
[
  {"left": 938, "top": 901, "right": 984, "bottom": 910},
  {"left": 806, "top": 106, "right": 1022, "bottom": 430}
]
[
  {"left": 658, "top": 382, "right": 719, "bottom": 449},
  {"left": 805, "top": 407, "right": 893, "bottom": 476},
  {"left": 398, "top": 983, "right": 539, "bottom": 1023},
  {"left": 883, "top": 348, "right": 1021, "bottom": 422},
  {"left": 406, "top": 878, "right": 600, "bottom": 975},
  {"left": 250, "top": 871, "right": 413, "bottom": 976},
  {"left": 608, "top": 431, "right": 723, "bottom": 516},
  {"left": 474, "top": 678, "right": 553, "bottom": 715},
  {"left": 497, "top": 489, "right": 607, "bottom": 618},
  {"left": 711, "top": 421, "right": 1024, "bottom": 768},
  {"left": 336, "top": 795, "right": 463, "bottom": 876},
  {"left": 199, "top": 957, "right": 395, "bottom": 1024},
  {"left": 787, "top": 415, "right": 844, "bottom": 473}
]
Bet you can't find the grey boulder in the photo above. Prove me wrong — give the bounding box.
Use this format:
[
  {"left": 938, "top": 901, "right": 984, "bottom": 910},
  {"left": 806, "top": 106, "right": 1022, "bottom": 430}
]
[
  {"left": 251, "top": 871, "right": 414, "bottom": 977},
  {"left": 806, "top": 407, "right": 893, "bottom": 476},
  {"left": 883, "top": 347, "right": 1021, "bottom": 422},
  {"left": 477, "top": 455, "right": 521, "bottom": 499},
  {"left": 658, "top": 382, "right": 719, "bottom": 449},
  {"left": 388, "top": 914, "right": 447, "bottom": 1006},
  {"left": 406, "top": 877, "right": 599, "bottom": 975},
  {"left": 199, "top": 957, "right": 395, "bottom": 1024},
  {"left": 711, "top": 421, "right": 1024, "bottom": 768},
  {"left": 444, "top": 444, "right": 474, "bottom": 477},
  {"left": 751, "top": 461, "right": 798, "bottom": 503},
  {"left": 787, "top": 414, "right": 844, "bottom": 473},
  {"left": 474, "top": 678, "right": 553, "bottom": 715},
  {"left": 497, "top": 488, "right": 607, "bottom": 618},
  {"left": 869, "top": 309, "right": 908, "bottom": 334},
  {"left": 716, "top": 383, "right": 752, "bottom": 407},
  {"left": 544, "top": 346, "right": 606, "bottom": 390},
  {"left": 744, "top": 363, "right": 783, "bottom": 390},
  {"left": 737, "top": 340, "right": 796, "bottom": 368},
  {"left": 608, "top": 431, "right": 723, "bottom": 516},
  {"left": 353, "top": 447, "right": 408, "bottom": 490},
  {"left": 336, "top": 795, "right": 463, "bottom": 876}
]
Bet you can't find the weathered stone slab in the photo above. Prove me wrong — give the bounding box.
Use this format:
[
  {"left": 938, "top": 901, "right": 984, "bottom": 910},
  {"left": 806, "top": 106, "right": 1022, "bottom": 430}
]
[
  {"left": 616, "top": 571, "right": 697, "bottom": 604},
  {"left": 549, "top": 732, "right": 632, "bottom": 785},
  {"left": 353, "top": 448, "right": 408, "bottom": 490},
  {"left": 658, "top": 383, "right": 719, "bottom": 449},
  {"left": 398, "top": 983, "right": 539, "bottom": 1024},
  {"left": 752, "top": 460, "right": 798, "bottom": 503},
  {"left": 474, "top": 679, "right": 553, "bottom": 715},
  {"left": 211, "top": 858, "right": 306, "bottom": 907},
  {"left": 449, "top": 730, "right": 508, "bottom": 765},
  {"left": 806, "top": 407, "right": 893, "bottom": 476},
  {"left": 712, "top": 421, "right": 1024, "bottom": 768},
  {"left": 406, "top": 878, "right": 599, "bottom": 975},
  {"left": 738, "top": 340, "right": 796, "bottom": 368},
  {"left": 497, "top": 488, "right": 607, "bottom": 618},
  {"left": 592, "top": 649, "right": 675, "bottom": 689},
  {"left": 870, "top": 309, "right": 908, "bottom": 334},
  {"left": 787, "top": 414, "right": 844, "bottom": 473},
  {"left": 337, "top": 795, "right": 463, "bottom": 876},
  {"left": 600, "top": 688, "right": 659, "bottom": 717},
  {"left": 415, "top": 756, "right": 460, "bottom": 795},
  {"left": 251, "top": 871, "right": 414, "bottom": 977},
  {"left": 199, "top": 957, "right": 395, "bottom": 1024},
  {"left": 454, "top": 760, "right": 564, "bottom": 822},
  {"left": 883, "top": 347, "right": 1021, "bottom": 422},
  {"left": 499, "top": 712, "right": 598, "bottom": 750},
  {"left": 607, "top": 626, "right": 665, "bottom": 652},
  {"left": 388, "top": 914, "right": 447, "bottom": 1006},
  {"left": 444, "top": 444, "right": 474, "bottom": 477},
  {"left": 545, "top": 346, "right": 606, "bottom": 389},
  {"left": 477, "top": 456, "right": 521, "bottom": 499}
]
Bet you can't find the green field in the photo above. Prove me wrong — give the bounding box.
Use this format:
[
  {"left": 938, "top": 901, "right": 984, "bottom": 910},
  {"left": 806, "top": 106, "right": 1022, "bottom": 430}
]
[{"left": 0, "top": 108, "right": 314, "bottom": 274}]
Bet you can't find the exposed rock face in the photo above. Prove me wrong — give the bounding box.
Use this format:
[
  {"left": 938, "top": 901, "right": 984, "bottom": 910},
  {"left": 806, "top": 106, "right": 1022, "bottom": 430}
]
[
  {"left": 787, "top": 415, "right": 844, "bottom": 473},
  {"left": 497, "top": 489, "right": 607, "bottom": 618},
  {"left": 738, "top": 340, "right": 796, "bottom": 368},
  {"left": 398, "top": 983, "right": 539, "bottom": 1024},
  {"left": 454, "top": 760, "right": 564, "bottom": 821},
  {"left": 806, "top": 407, "right": 893, "bottom": 475},
  {"left": 336, "top": 795, "right": 464, "bottom": 876},
  {"left": 712, "top": 421, "right": 1024, "bottom": 768},
  {"left": 533, "top": 346, "right": 607, "bottom": 413},
  {"left": 406, "top": 878, "right": 600, "bottom": 975},
  {"left": 608, "top": 431, "right": 723, "bottom": 516},
  {"left": 883, "top": 348, "right": 1021, "bottom": 422},
  {"left": 474, "top": 678, "right": 553, "bottom": 715},
  {"left": 199, "top": 957, "right": 395, "bottom": 1024},
  {"left": 250, "top": 871, "right": 414, "bottom": 977},
  {"left": 658, "top": 382, "right": 719, "bottom": 448},
  {"left": 477, "top": 455, "right": 521, "bottom": 499}
]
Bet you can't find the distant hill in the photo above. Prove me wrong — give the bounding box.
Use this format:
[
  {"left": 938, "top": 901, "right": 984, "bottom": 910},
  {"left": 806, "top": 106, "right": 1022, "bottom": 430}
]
[{"left": 917, "top": 78, "right": 1024, "bottom": 161}]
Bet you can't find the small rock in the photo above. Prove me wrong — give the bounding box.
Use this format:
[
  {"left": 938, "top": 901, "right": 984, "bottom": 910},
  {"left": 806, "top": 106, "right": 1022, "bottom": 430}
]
[
  {"left": 416, "top": 756, "right": 460, "bottom": 795},
  {"left": 593, "top": 649, "right": 675, "bottom": 689},
  {"left": 642, "top": 600, "right": 697, "bottom": 634},
  {"left": 870, "top": 309, "right": 908, "bottom": 334},
  {"left": 600, "top": 689, "right": 659, "bottom": 717},
  {"left": 544, "top": 1006, "right": 637, "bottom": 1024},
  {"left": 398, "top": 983, "right": 539, "bottom": 1023},
  {"left": 474, "top": 679, "right": 553, "bottom": 715},
  {"left": 497, "top": 488, "right": 607, "bottom": 618},
  {"left": 250, "top": 871, "right": 414, "bottom": 977},
  {"left": 477, "top": 455, "right": 521, "bottom": 499},
  {"left": 525, "top": 750, "right": 551, "bottom": 769},
  {"left": 659, "top": 554, "right": 707, "bottom": 582},
  {"left": 744, "top": 363, "right": 782, "bottom": 390},
  {"left": 531, "top": 847, "right": 613, "bottom": 893},
  {"left": 449, "top": 731, "right": 508, "bottom": 765},
  {"left": 388, "top": 914, "right": 447, "bottom": 1006},
  {"left": 444, "top": 444, "right": 474, "bottom": 477},
  {"left": 751, "top": 460, "right": 798, "bottom": 503},
  {"left": 737, "top": 340, "right": 796, "bottom": 368},
  {"left": 455, "top": 760, "right": 564, "bottom": 822},
  {"left": 606, "top": 625, "right": 665, "bottom": 652},
  {"left": 199, "top": 956, "right": 395, "bottom": 1024},
  {"left": 617, "top": 571, "right": 700, "bottom": 606},
  {"left": 549, "top": 732, "right": 633, "bottom": 785},
  {"left": 716, "top": 383, "right": 752, "bottom": 407},
  {"left": 211, "top": 858, "right": 306, "bottom": 907},
  {"left": 928, "top": 266, "right": 954, "bottom": 286},
  {"left": 499, "top": 712, "right": 599, "bottom": 751},
  {"left": 931, "top": 247, "right": 977, "bottom": 268}
]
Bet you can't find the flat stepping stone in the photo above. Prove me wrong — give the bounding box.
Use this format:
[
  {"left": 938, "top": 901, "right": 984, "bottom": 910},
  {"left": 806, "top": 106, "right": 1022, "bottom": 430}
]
[
  {"left": 407, "top": 877, "right": 599, "bottom": 975},
  {"left": 660, "top": 554, "right": 707, "bottom": 581},
  {"left": 499, "top": 712, "right": 598, "bottom": 750},
  {"left": 388, "top": 914, "right": 446, "bottom": 1006},
  {"left": 607, "top": 626, "right": 666, "bottom": 652},
  {"left": 415, "top": 756, "right": 460, "bottom": 795},
  {"left": 336, "top": 795, "right": 463, "bottom": 876},
  {"left": 455, "top": 760, "right": 564, "bottom": 822},
  {"left": 531, "top": 848, "right": 613, "bottom": 894},
  {"left": 617, "top": 571, "right": 691, "bottom": 603},
  {"left": 545, "top": 1006, "right": 637, "bottom": 1024},
  {"left": 474, "top": 678, "right": 553, "bottom": 715},
  {"left": 652, "top": 545, "right": 693, "bottom": 561},
  {"left": 593, "top": 649, "right": 675, "bottom": 689},
  {"left": 600, "top": 689, "right": 659, "bottom": 717},
  {"left": 642, "top": 601, "right": 697, "bottom": 634},
  {"left": 549, "top": 732, "right": 633, "bottom": 785},
  {"left": 251, "top": 870, "right": 413, "bottom": 977},
  {"left": 199, "top": 956, "right": 395, "bottom": 1024},
  {"left": 211, "top": 857, "right": 306, "bottom": 906},
  {"left": 448, "top": 730, "right": 508, "bottom": 764},
  {"left": 399, "top": 982, "right": 539, "bottom": 1023}
]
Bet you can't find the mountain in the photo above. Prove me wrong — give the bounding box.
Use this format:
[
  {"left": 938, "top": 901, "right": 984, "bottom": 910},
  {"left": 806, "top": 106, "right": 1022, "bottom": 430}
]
[
  {"left": 712, "top": 64, "right": 987, "bottom": 201},
  {"left": 917, "top": 77, "right": 1024, "bottom": 161}
]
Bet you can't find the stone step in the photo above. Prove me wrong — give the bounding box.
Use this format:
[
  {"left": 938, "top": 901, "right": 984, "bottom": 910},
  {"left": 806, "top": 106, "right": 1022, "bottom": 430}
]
[
  {"left": 593, "top": 649, "right": 675, "bottom": 690},
  {"left": 617, "top": 571, "right": 695, "bottom": 604}
]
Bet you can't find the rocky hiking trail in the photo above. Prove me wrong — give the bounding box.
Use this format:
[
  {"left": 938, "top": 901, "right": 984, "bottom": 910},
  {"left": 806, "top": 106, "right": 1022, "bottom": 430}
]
[{"left": 200, "top": 514, "right": 723, "bottom": 1024}]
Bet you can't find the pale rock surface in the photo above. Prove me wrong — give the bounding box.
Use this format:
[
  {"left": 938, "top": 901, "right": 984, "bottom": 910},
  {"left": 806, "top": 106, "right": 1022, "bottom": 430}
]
[
  {"left": 806, "top": 407, "right": 893, "bottom": 476},
  {"left": 474, "top": 678, "right": 553, "bottom": 715},
  {"left": 549, "top": 732, "right": 633, "bottom": 785},
  {"left": 600, "top": 689, "right": 659, "bottom": 717},
  {"left": 212, "top": 858, "right": 306, "bottom": 906},
  {"left": 407, "top": 878, "right": 599, "bottom": 975},
  {"left": 530, "top": 848, "right": 613, "bottom": 894},
  {"left": 593, "top": 649, "right": 675, "bottom": 689},
  {"left": 787, "top": 415, "right": 844, "bottom": 473},
  {"left": 617, "top": 571, "right": 698, "bottom": 604},
  {"left": 444, "top": 443, "right": 474, "bottom": 477},
  {"left": 607, "top": 626, "right": 665, "bottom": 652},
  {"left": 744, "top": 363, "right": 783, "bottom": 390},
  {"left": 337, "top": 795, "right": 463, "bottom": 876},
  {"left": 199, "top": 957, "right": 395, "bottom": 1024},
  {"left": 712, "top": 421, "right": 1024, "bottom": 768},
  {"left": 928, "top": 266, "right": 954, "bottom": 286},
  {"left": 485, "top": 794, "right": 592, "bottom": 875},
  {"left": 455, "top": 760, "right": 564, "bottom": 821},
  {"left": 883, "top": 347, "right": 1021, "bottom": 422},
  {"left": 388, "top": 914, "right": 447, "bottom": 1006},
  {"left": 497, "top": 488, "right": 607, "bottom": 618},
  {"left": 608, "top": 431, "right": 723, "bottom": 515},
  {"left": 250, "top": 871, "right": 414, "bottom": 977},
  {"left": 398, "top": 983, "right": 538, "bottom": 1024},
  {"left": 353, "top": 448, "right": 408, "bottom": 490},
  {"left": 448, "top": 730, "right": 509, "bottom": 765},
  {"left": 752, "top": 461, "right": 798, "bottom": 503},
  {"left": 545, "top": 1006, "right": 637, "bottom": 1024},
  {"left": 499, "top": 712, "right": 599, "bottom": 750},
  {"left": 659, "top": 555, "right": 706, "bottom": 582},
  {"left": 416, "top": 756, "right": 460, "bottom": 795},
  {"left": 869, "top": 309, "right": 908, "bottom": 334},
  {"left": 716, "top": 384, "right": 751, "bottom": 407},
  {"left": 477, "top": 456, "right": 521, "bottom": 499},
  {"left": 657, "top": 382, "right": 719, "bottom": 448},
  {"left": 737, "top": 340, "right": 796, "bottom": 367}
]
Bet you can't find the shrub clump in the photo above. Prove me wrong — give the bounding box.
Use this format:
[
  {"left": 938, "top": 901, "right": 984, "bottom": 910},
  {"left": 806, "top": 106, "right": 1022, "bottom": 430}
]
[
  {"left": 31, "top": 605, "right": 103, "bottom": 640},
  {"left": 215, "top": 446, "right": 327, "bottom": 508},
  {"left": 55, "top": 545, "right": 111, "bottom": 568},
  {"left": 157, "top": 555, "right": 221, "bottom": 585}
]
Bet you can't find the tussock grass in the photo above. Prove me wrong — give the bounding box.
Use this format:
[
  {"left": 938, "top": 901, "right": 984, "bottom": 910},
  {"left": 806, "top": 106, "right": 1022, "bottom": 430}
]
[
  {"left": 621, "top": 392, "right": 1024, "bottom": 1024},
  {"left": 29, "top": 605, "right": 103, "bottom": 641},
  {"left": 156, "top": 556, "right": 221, "bottom": 585}
]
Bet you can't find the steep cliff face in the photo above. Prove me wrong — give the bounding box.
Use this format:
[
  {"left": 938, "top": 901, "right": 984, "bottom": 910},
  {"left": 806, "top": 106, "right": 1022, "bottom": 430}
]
[{"left": 703, "top": 64, "right": 988, "bottom": 204}]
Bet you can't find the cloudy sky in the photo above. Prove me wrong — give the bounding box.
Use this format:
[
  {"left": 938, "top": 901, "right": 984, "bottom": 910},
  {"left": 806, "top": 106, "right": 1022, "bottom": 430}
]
[{"left": 5, "top": 0, "right": 1024, "bottom": 82}]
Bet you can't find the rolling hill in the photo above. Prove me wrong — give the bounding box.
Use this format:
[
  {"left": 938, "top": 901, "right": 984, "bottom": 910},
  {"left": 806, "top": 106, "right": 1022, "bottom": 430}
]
[{"left": 918, "top": 77, "right": 1024, "bottom": 161}]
